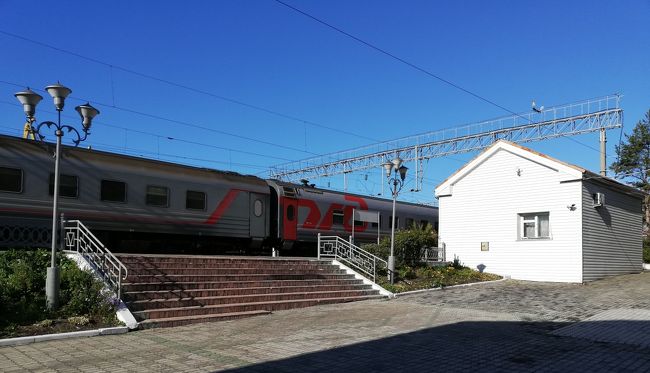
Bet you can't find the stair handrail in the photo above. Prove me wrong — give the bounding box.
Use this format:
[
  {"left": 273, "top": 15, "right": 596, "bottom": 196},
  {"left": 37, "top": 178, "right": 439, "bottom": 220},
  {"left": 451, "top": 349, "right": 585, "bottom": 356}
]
[
  {"left": 63, "top": 219, "right": 128, "bottom": 299},
  {"left": 317, "top": 233, "right": 388, "bottom": 283}
]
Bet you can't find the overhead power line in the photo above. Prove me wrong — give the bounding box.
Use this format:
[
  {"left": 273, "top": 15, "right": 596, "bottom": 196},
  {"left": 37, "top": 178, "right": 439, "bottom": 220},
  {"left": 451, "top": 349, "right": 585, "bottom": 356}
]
[
  {"left": 273, "top": 0, "right": 601, "bottom": 154},
  {"left": 0, "top": 80, "right": 317, "bottom": 156},
  {"left": 0, "top": 29, "right": 378, "bottom": 142},
  {"left": 0, "top": 99, "right": 292, "bottom": 162}
]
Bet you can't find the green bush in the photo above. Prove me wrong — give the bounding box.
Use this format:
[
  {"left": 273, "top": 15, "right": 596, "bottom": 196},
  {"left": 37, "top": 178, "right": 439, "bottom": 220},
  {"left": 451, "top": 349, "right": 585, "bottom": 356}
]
[
  {"left": 0, "top": 249, "right": 118, "bottom": 331},
  {"left": 361, "top": 223, "right": 438, "bottom": 267},
  {"left": 644, "top": 237, "right": 650, "bottom": 263}
]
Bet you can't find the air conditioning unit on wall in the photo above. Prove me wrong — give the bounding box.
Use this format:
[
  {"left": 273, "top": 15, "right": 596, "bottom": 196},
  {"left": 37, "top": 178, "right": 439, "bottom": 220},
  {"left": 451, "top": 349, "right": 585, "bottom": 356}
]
[{"left": 593, "top": 192, "right": 605, "bottom": 207}]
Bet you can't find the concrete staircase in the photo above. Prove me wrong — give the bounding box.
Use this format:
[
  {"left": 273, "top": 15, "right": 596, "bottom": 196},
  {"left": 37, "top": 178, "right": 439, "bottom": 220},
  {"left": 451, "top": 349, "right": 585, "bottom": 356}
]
[{"left": 116, "top": 254, "right": 384, "bottom": 328}]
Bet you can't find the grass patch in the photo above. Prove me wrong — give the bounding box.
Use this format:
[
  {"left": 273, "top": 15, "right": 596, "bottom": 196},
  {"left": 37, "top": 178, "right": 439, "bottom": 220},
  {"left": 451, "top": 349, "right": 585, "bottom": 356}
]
[
  {"left": 0, "top": 249, "right": 121, "bottom": 338},
  {"left": 376, "top": 262, "right": 501, "bottom": 293}
]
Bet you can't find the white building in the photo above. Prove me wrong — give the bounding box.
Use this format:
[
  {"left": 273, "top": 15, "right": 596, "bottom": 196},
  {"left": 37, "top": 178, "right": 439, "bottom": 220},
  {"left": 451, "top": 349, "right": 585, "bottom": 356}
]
[{"left": 435, "top": 140, "right": 644, "bottom": 283}]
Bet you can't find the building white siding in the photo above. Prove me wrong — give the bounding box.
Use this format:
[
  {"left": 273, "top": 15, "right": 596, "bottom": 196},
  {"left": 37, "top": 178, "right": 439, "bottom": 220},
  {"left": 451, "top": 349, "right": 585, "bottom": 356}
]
[{"left": 438, "top": 148, "right": 583, "bottom": 282}]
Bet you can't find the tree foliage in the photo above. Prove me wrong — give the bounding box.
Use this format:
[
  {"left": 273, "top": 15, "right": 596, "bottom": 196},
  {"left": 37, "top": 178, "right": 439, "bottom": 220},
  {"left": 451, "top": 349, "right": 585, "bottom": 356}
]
[
  {"left": 361, "top": 222, "right": 437, "bottom": 266},
  {"left": 611, "top": 110, "right": 650, "bottom": 232}
]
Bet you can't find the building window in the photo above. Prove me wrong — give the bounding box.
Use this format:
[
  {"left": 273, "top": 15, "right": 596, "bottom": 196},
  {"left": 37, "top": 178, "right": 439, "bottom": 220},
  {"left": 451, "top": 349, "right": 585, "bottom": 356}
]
[
  {"left": 332, "top": 209, "right": 344, "bottom": 225},
  {"left": 0, "top": 167, "right": 22, "bottom": 193},
  {"left": 101, "top": 180, "right": 126, "bottom": 202},
  {"left": 186, "top": 190, "right": 206, "bottom": 210},
  {"left": 146, "top": 185, "right": 169, "bottom": 207},
  {"left": 49, "top": 173, "right": 78, "bottom": 198},
  {"left": 519, "top": 212, "right": 550, "bottom": 239}
]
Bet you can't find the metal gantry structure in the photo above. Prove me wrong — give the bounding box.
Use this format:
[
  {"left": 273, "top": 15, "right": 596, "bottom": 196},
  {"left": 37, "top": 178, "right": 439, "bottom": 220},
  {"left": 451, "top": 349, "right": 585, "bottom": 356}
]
[{"left": 269, "top": 95, "right": 622, "bottom": 186}]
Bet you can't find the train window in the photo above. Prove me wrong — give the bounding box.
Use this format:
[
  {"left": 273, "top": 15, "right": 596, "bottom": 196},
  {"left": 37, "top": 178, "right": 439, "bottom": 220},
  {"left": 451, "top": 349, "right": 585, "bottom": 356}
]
[
  {"left": 254, "top": 199, "right": 263, "bottom": 217},
  {"left": 390, "top": 216, "right": 399, "bottom": 228},
  {"left": 420, "top": 220, "right": 429, "bottom": 229},
  {"left": 0, "top": 167, "right": 22, "bottom": 193},
  {"left": 354, "top": 219, "right": 364, "bottom": 227},
  {"left": 48, "top": 173, "right": 78, "bottom": 198},
  {"left": 146, "top": 185, "right": 169, "bottom": 207},
  {"left": 286, "top": 205, "right": 295, "bottom": 221},
  {"left": 405, "top": 218, "right": 414, "bottom": 228},
  {"left": 332, "top": 209, "right": 344, "bottom": 225},
  {"left": 372, "top": 215, "right": 382, "bottom": 228},
  {"left": 101, "top": 180, "right": 127, "bottom": 202},
  {"left": 186, "top": 190, "right": 206, "bottom": 210}
]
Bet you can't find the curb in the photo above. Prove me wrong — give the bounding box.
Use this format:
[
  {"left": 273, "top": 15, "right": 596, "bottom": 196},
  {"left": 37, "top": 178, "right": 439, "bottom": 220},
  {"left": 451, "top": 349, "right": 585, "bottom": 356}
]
[
  {"left": 393, "top": 277, "right": 509, "bottom": 297},
  {"left": 0, "top": 326, "right": 129, "bottom": 347}
]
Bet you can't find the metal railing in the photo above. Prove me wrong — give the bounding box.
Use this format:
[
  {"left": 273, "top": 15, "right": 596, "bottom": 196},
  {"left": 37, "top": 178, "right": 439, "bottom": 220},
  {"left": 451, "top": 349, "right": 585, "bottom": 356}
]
[
  {"left": 64, "top": 220, "right": 128, "bottom": 299},
  {"left": 317, "top": 233, "right": 387, "bottom": 282}
]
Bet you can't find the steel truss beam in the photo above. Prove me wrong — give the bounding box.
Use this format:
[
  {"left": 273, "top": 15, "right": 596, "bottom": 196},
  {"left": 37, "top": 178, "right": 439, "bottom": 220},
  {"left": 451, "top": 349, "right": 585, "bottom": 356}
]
[{"left": 270, "top": 95, "right": 622, "bottom": 182}]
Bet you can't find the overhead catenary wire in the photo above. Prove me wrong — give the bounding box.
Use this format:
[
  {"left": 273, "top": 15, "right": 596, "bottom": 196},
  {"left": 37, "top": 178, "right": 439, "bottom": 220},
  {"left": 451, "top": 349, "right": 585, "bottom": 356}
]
[
  {"left": 273, "top": 0, "right": 601, "bottom": 154},
  {"left": 0, "top": 30, "right": 378, "bottom": 143},
  {"left": 0, "top": 80, "right": 318, "bottom": 156},
  {"left": 0, "top": 99, "right": 293, "bottom": 162}
]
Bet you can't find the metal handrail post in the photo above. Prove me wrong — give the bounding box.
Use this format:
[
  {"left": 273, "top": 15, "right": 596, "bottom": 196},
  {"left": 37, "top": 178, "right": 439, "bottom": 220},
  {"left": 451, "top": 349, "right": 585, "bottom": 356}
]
[{"left": 317, "top": 233, "right": 321, "bottom": 259}]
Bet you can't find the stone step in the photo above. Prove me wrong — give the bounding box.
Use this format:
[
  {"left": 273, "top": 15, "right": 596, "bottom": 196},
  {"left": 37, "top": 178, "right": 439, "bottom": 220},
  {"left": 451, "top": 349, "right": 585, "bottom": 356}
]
[
  {"left": 126, "top": 267, "right": 346, "bottom": 276},
  {"left": 116, "top": 255, "right": 330, "bottom": 266},
  {"left": 139, "top": 310, "right": 272, "bottom": 329},
  {"left": 124, "top": 273, "right": 355, "bottom": 283},
  {"left": 121, "top": 262, "right": 340, "bottom": 270},
  {"left": 123, "top": 284, "right": 374, "bottom": 301},
  {"left": 132, "top": 295, "right": 385, "bottom": 320},
  {"left": 127, "top": 289, "right": 380, "bottom": 311},
  {"left": 122, "top": 278, "right": 365, "bottom": 292}
]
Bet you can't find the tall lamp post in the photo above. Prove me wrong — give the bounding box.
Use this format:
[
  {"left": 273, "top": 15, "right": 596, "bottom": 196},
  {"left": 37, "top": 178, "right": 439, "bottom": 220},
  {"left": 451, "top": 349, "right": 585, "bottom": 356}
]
[
  {"left": 382, "top": 157, "right": 408, "bottom": 284},
  {"left": 14, "top": 83, "right": 100, "bottom": 310}
]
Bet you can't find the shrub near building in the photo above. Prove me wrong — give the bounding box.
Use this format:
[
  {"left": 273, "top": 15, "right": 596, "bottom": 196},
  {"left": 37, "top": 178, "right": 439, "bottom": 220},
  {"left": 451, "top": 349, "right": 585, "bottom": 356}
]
[{"left": 0, "top": 249, "right": 119, "bottom": 338}]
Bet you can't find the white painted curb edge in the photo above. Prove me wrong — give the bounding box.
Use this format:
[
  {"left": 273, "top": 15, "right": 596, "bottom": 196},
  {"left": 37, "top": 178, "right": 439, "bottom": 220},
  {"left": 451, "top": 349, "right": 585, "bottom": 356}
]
[
  {"left": 0, "top": 326, "right": 129, "bottom": 347},
  {"left": 394, "top": 277, "right": 509, "bottom": 297},
  {"left": 331, "top": 259, "right": 395, "bottom": 298}
]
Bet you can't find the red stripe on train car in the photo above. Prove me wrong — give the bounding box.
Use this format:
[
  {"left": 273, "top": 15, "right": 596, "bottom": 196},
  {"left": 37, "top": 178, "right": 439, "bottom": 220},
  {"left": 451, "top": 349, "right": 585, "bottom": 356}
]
[{"left": 203, "top": 189, "right": 242, "bottom": 225}]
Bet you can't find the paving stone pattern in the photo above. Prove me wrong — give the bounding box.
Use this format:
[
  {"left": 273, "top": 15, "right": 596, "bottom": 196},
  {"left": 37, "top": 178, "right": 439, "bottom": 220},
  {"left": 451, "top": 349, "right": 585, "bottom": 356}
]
[{"left": 1, "top": 273, "right": 649, "bottom": 372}]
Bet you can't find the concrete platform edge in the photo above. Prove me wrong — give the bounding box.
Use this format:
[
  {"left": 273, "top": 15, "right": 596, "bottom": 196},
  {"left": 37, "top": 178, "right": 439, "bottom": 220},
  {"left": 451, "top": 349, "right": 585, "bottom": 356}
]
[
  {"left": 0, "top": 326, "right": 129, "bottom": 347},
  {"left": 331, "top": 259, "right": 394, "bottom": 298},
  {"left": 394, "top": 277, "right": 509, "bottom": 297}
]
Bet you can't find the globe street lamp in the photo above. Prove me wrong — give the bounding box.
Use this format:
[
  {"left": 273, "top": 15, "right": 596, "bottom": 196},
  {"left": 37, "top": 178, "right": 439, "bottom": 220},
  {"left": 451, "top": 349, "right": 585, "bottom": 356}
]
[
  {"left": 15, "top": 83, "right": 99, "bottom": 310},
  {"left": 383, "top": 157, "right": 408, "bottom": 284}
]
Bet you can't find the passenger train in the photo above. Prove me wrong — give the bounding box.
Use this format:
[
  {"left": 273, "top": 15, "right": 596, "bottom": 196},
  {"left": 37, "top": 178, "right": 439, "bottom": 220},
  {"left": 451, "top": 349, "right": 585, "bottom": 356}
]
[{"left": 0, "top": 135, "right": 438, "bottom": 254}]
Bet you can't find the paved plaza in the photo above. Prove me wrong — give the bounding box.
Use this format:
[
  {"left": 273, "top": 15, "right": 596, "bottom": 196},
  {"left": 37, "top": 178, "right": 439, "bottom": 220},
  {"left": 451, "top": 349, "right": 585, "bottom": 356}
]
[{"left": 1, "top": 272, "right": 649, "bottom": 372}]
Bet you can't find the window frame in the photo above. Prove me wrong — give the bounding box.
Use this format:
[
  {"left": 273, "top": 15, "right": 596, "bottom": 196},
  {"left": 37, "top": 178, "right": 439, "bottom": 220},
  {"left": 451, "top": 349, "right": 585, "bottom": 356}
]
[
  {"left": 0, "top": 166, "right": 23, "bottom": 193},
  {"left": 185, "top": 190, "right": 206, "bottom": 211},
  {"left": 519, "top": 212, "right": 551, "bottom": 240},
  {"left": 48, "top": 173, "right": 79, "bottom": 199},
  {"left": 100, "top": 179, "right": 128, "bottom": 203},
  {"left": 332, "top": 209, "right": 344, "bottom": 225},
  {"left": 146, "top": 185, "right": 170, "bottom": 207}
]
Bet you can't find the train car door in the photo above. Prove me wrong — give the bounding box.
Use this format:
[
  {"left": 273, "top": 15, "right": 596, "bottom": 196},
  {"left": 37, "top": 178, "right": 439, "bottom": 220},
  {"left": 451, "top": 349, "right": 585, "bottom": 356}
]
[
  {"left": 249, "top": 193, "right": 266, "bottom": 239},
  {"left": 282, "top": 196, "right": 298, "bottom": 241}
]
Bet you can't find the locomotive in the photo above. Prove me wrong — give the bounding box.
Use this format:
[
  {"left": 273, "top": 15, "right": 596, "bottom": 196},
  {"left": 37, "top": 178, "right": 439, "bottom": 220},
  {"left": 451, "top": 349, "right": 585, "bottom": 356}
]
[{"left": 0, "top": 135, "right": 438, "bottom": 254}]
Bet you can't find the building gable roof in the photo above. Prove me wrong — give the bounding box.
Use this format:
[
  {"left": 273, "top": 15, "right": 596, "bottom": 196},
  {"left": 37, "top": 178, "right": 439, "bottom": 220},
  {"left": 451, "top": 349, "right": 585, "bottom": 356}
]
[{"left": 435, "top": 140, "right": 644, "bottom": 198}]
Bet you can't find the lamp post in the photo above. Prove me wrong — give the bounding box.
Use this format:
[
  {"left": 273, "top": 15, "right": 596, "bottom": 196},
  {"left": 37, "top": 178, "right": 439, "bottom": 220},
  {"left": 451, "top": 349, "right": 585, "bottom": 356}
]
[
  {"left": 14, "top": 83, "right": 99, "bottom": 310},
  {"left": 382, "top": 157, "right": 408, "bottom": 284}
]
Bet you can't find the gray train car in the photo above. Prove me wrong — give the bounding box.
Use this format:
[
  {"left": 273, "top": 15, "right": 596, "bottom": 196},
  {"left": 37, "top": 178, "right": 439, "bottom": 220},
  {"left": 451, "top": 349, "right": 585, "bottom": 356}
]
[
  {"left": 0, "top": 135, "right": 269, "bottom": 251},
  {"left": 0, "top": 135, "right": 438, "bottom": 254}
]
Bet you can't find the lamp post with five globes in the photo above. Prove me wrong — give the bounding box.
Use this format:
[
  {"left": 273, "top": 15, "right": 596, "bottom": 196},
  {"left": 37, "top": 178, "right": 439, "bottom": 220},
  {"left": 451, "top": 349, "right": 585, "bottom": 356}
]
[
  {"left": 14, "top": 83, "right": 100, "bottom": 309},
  {"left": 382, "top": 157, "right": 408, "bottom": 284}
]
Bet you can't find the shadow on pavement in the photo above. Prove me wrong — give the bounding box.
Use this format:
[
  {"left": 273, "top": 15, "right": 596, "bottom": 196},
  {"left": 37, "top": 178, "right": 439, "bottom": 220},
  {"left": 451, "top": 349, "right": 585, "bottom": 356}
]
[{"left": 219, "top": 320, "right": 650, "bottom": 373}]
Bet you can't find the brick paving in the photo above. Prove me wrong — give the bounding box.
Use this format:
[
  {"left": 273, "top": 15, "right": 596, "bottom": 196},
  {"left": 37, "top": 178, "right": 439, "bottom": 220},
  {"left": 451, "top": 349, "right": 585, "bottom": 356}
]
[{"left": 1, "top": 272, "right": 649, "bottom": 372}]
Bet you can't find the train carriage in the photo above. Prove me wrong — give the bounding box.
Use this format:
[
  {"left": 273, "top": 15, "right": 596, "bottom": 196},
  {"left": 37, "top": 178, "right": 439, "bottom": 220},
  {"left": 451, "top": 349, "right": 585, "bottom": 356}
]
[{"left": 0, "top": 135, "right": 438, "bottom": 254}]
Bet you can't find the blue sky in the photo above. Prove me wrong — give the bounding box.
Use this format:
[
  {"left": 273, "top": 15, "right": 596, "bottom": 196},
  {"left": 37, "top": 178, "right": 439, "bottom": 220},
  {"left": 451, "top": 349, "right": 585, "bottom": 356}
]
[{"left": 0, "top": 1, "right": 648, "bottom": 205}]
